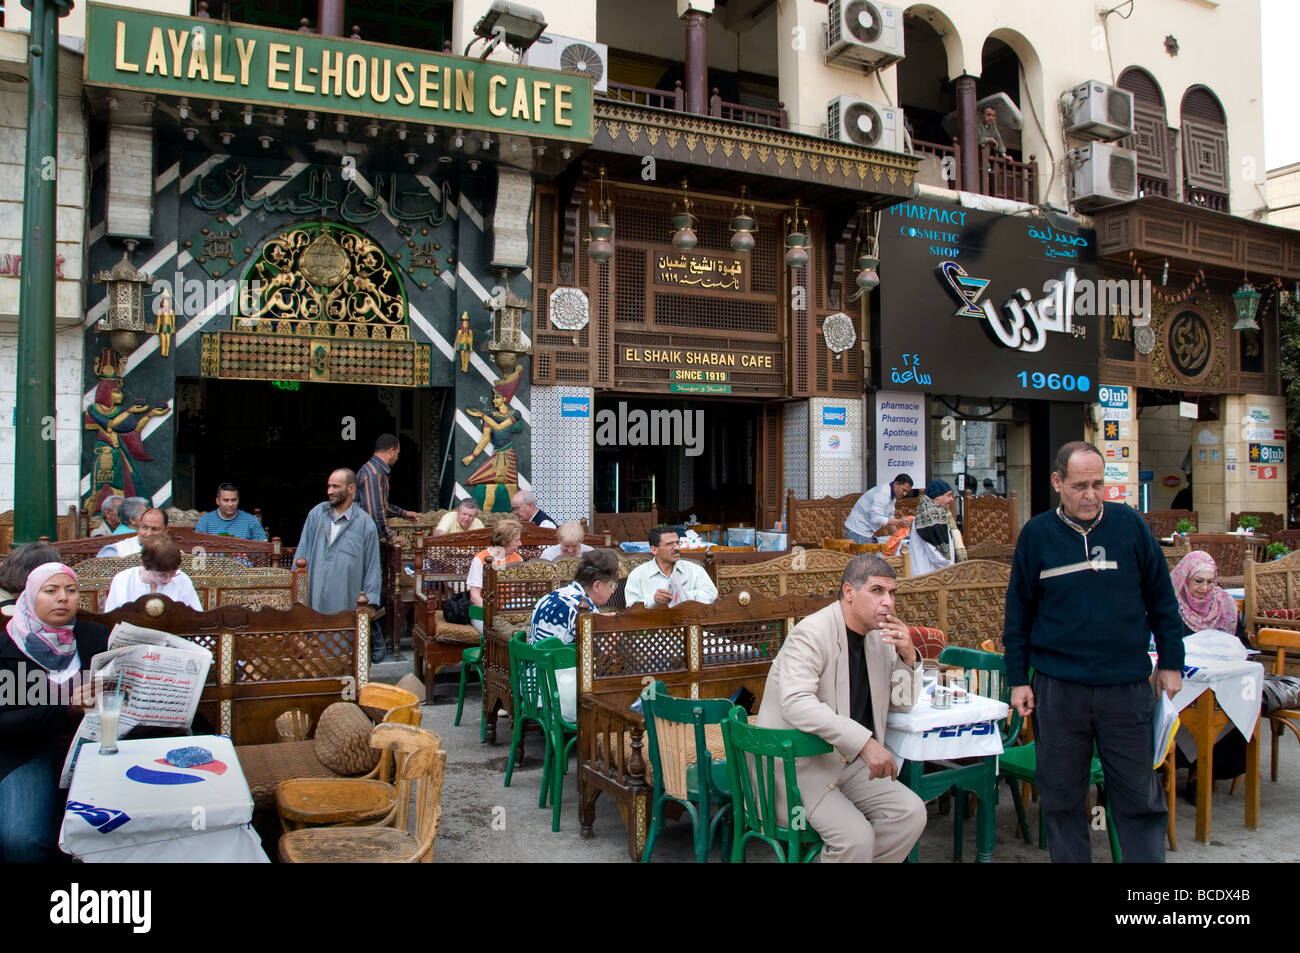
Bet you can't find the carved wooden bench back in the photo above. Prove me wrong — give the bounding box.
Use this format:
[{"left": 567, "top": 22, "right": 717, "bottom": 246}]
[
  {"left": 1230, "top": 511, "right": 1285, "bottom": 535},
  {"left": 1245, "top": 548, "right": 1300, "bottom": 638},
  {"left": 53, "top": 528, "right": 287, "bottom": 567},
  {"left": 961, "top": 491, "right": 1020, "bottom": 546},
  {"left": 593, "top": 505, "right": 660, "bottom": 544},
  {"left": 785, "top": 489, "right": 860, "bottom": 549},
  {"left": 712, "top": 548, "right": 851, "bottom": 599},
  {"left": 73, "top": 555, "right": 308, "bottom": 612},
  {"left": 893, "top": 559, "right": 1012, "bottom": 651},
  {"left": 82, "top": 596, "right": 371, "bottom": 746},
  {"left": 1142, "top": 509, "right": 1196, "bottom": 538}
]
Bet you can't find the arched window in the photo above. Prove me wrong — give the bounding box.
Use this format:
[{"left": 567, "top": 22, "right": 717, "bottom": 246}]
[
  {"left": 1180, "top": 85, "right": 1229, "bottom": 211},
  {"left": 1118, "top": 67, "right": 1170, "bottom": 196}
]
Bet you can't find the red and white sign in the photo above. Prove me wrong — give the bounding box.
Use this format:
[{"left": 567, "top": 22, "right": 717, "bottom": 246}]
[
  {"left": 1104, "top": 485, "right": 1127, "bottom": 500},
  {"left": 1260, "top": 465, "right": 1278, "bottom": 480},
  {"left": 1161, "top": 475, "right": 1182, "bottom": 489}
]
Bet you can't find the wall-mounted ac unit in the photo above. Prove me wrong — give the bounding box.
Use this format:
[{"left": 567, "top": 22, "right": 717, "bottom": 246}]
[
  {"left": 1069, "top": 141, "right": 1138, "bottom": 210},
  {"left": 827, "top": 96, "right": 905, "bottom": 153},
  {"left": 522, "top": 32, "right": 608, "bottom": 93},
  {"left": 825, "top": 0, "right": 904, "bottom": 71},
  {"left": 1063, "top": 80, "right": 1134, "bottom": 141}
]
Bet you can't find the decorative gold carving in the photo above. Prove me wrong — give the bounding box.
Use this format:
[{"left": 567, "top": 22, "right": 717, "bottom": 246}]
[
  {"left": 203, "top": 331, "right": 427, "bottom": 387},
  {"left": 809, "top": 154, "right": 821, "bottom": 172},
  {"left": 666, "top": 130, "right": 680, "bottom": 148},
  {"left": 684, "top": 133, "right": 698, "bottom": 152},
  {"left": 606, "top": 121, "right": 621, "bottom": 141},
  {"left": 626, "top": 125, "right": 640, "bottom": 144},
  {"left": 1149, "top": 294, "right": 1227, "bottom": 390},
  {"left": 774, "top": 149, "right": 787, "bottom": 167},
  {"left": 703, "top": 137, "right": 715, "bottom": 156},
  {"left": 200, "top": 333, "right": 220, "bottom": 376},
  {"left": 739, "top": 142, "right": 753, "bottom": 161},
  {"left": 721, "top": 140, "right": 734, "bottom": 158},
  {"left": 792, "top": 152, "right": 803, "bottom": 169},
  {"left": 646, "top": 127, "right": 661, "bottom": 146},
  {"left": 298, "top": 231, "right": 351, "bottom": 287},
  {"left": 887, "top": 168, "right": 897, "bottom": 184},
  {"left": 756, "top": 145, "right": 770, "bottom": 164},
  {"left": 825, "top": 157, "right": 838, "bottom": 176}
]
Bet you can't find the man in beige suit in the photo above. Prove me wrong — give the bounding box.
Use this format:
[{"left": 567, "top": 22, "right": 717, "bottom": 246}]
[{"left": 756, "top": 553, "right": 926, "bottom": 862}]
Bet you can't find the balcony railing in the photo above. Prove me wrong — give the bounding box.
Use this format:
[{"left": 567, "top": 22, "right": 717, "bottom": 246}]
[
  {"left": 1138, "top": 176, "right": 1170, "bottom": 198},
  {"left": 912, "top": 137, "right": 959, "bottom": 188},
  {"left": 912, "top": 138, "right": 1038, "bottom": 204},
  {"left": 1185, "top": 186, "right": 1229, "bottom": 213},
  {"left": 603, "top": 81, "right": 788, "bottom": 130}
]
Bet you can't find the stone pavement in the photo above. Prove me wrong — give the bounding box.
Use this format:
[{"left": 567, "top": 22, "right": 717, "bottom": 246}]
[{"left": 373, "top": 657, "right": 1300, "bottom": 864}]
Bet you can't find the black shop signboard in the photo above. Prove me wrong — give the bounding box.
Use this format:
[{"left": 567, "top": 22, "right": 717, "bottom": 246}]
[{"left": 877, "top": 199, "right": 1100, "bottom": 402}]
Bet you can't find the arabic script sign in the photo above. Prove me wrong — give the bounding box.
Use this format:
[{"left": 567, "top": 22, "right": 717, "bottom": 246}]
[
  {"left": 653, "top": 252, "right": 745, "bottom": 291},
  {"left": 84, "top": 2, "right": 593, "bottom": 142}
]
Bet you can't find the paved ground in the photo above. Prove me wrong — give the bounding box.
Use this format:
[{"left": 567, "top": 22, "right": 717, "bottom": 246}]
[{"left": 373, "top": 655, "right": 1300, "bottom": 864}]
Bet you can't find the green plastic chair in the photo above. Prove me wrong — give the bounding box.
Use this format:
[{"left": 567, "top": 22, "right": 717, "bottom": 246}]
[
  {"left": 504, "top": 633, "right": 578, "bottom": 832},
  {"left": 639, "top": 681, "right": 733, "bottom": 863},
  {"left": 454, "top": 633, "right": 486, "bottom": 742},
  {"left": 719, "top": 706, "right": 832, "bottom": 863},
  {"left": 946, "top": 649, "right": 1125, "bottom": 863}
]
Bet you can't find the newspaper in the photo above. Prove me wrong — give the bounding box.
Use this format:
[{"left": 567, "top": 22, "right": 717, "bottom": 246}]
[{"left": 59, "top": 622, "right": 213, "bottom": 787}]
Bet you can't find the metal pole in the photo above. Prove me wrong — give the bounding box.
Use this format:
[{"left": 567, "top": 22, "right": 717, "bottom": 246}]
[
  {"left": 956, "top": 75, "right": 979, "bottom": 194},
  {"left": 14, "top": 0, "right": 70, "bottom": 545},
  {"left": 683, "top": 11, "right": 708, "bottom": 114}
]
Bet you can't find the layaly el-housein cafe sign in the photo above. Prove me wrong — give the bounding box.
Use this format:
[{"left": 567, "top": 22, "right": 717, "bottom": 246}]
[
  {"left": 879, "top": 199, "right": 1099, "bottom": 402},
  {"left": 84, "top": 3, "right": 593, "bottom": 142}
]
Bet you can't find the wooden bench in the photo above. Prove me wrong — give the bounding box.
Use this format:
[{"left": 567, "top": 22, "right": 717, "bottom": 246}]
[
  {"left": 0, "top": 506, "right": 81, "bottom": 552},
  {"left": 1143, "top": 509, "right": 1197, "bottom": 539},
  {"left": 961, "top": 491, "right": 1020, "bottom": 561},
  {"left": 73, "top": 555, "right": 309, "bottom": 612},
  {"left": 894, "top": 559, "right": 1012, "bottom": 651},
  {"left": 479, "top": 553, "right": 650, "bottom": 743},
  {"left": 575, "top": 589, "right": 836, "bottom": 860},
  {"left": 785, "top": 489, "right": 859, "bottom": 549},
  {"left": 83, "top": 594, "right": 374, "bottom": 746},
  {"left": 593, "top": 505, "right": 660, "bottom": 545},
  {"left": 1230, "top": 511, "right": 1285, "bottom": 536},
  {"left": 1184, "top": 533, "right": 1264, "bottom": 588},
  {"left": 54, "top": 527, "right": 291, "bottom": 568},
  {"left": 712, "top": 548, "right": 853, "bottom": 598},
  {"left": 409, "top": 525, "right": 606, "bottom": 699},
  {"left": 1245, "top": 548, "right": 1300, "bottom": 641}
]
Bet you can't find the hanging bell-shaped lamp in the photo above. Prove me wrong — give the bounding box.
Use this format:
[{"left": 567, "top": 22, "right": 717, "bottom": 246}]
[
  {"left": 855, "top": 253, "right": 880, "bottom": 292},
  {"left": 586, "top": 167, "right": 615, "bottom": 265},
  {"left": 784, "top": 200, "right": 809, "bottom": 269},
  {"left": 729, "top": 186, "right": 757, "bottom": 254},
  {"left": 670, "top": 179, "right": 698, "bottom": 251}
]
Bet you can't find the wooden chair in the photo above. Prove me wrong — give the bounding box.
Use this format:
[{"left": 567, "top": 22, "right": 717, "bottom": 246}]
[
  {"left": 54, "top": 528, "right": 290, "bottom": 567},
  {"left": 276, "top": 722, "right": 437, "bottom": 833},
  {"left": 960, "top": 491, "right": 1020, "bottom": 547},
  {"left": 784, "top": 488, "right": 860, "bottom": 549},
  {"left": 1271, "top": 529, "right": 1300, "bottom": 551},
  {"left": 1256, "top": 629, "right": 1300, "bottom": 781},
  {"left": 1245, "top": 548, "right": 1300, "bottom": 640},
  {"left": 893, "top": 560, "right": 1012, "bottom": 651},
  {"left": 1142, "top": 510, "right": 1197, "bottom": 539},
  {"left": 1185, "top": 534, "right": 1261, "bottom": 588},
  {"left": 593, "top": 504, "right": 659, "bottom": 545},
  {"left": 278, "top": 738, "right": 447, "bottom": 863},
  {"left": 1230, "top": 511, "right": 1285, "bottom": 536}
]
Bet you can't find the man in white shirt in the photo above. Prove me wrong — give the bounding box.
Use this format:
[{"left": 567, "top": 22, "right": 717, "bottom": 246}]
[
  {"left": 624, "top": 526, "right": 718, "bottom": 608},
  {"left": 844, "top": 473, "right": 914, "bottom": 544},
  {"left": 96, "top": 507, "right": 169, "bottom": 559}
]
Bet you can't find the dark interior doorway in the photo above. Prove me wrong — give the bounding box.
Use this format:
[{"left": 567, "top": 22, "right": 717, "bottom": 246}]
[
  {"left": 592, "top": 396, "right": 758, "bottom": 525},
  {"left": 174, "top": 379, "right": 430, "bottom": 543}
]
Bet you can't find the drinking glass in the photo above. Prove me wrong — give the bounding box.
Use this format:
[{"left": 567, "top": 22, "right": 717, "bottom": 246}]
[{"left": 97, "top": 673, "right": 123, "bottom": 755}]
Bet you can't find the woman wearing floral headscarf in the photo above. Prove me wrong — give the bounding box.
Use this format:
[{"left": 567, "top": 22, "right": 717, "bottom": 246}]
[
  {"left": 0, "top": 562, "right": 108, "bottom": 862},
  {"left": 907, "top": 479, "right": 968, "bottom": 575}
]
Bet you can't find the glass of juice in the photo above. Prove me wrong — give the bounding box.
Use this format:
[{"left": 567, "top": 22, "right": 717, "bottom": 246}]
[{"left": 97, "top": 673, "right": 123, "bottom": 755}]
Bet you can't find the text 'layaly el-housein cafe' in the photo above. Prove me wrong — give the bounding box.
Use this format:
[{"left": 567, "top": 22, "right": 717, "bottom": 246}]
[{"left": 874, "top": 199, "right": 1101, "bottom": 517}]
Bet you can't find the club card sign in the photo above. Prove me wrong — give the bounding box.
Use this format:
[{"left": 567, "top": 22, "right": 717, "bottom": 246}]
[
  {"left": 84, "top": 3, "right": 593, "bottom": 141},
  {"left": 1097, "top": 385, "right": 1132, "bottom": 420},
  {"left": 874, "top": 391, "right": 925, "bottom": 485},
  {"left": 879, "top": 199, "right": 1098, "bottom": 402}
]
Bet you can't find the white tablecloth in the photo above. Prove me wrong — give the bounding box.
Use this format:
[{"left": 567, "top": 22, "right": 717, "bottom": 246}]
[
  {"left": 59, "top": 735, "right": 270, "bottom": 863},
  {"left": 885, "top": 693, "right": 1009, "bottom": 768},
  {"left": 1170, "top": 654, "right": 1265, "bottom": 739}
]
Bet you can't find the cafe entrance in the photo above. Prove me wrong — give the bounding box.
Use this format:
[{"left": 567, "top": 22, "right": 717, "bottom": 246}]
[{"left": 592, "top": 396, "right": 763, "bottom": 526}]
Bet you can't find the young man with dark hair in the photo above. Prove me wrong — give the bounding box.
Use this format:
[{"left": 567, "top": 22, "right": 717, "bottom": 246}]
[
  {"left": 623, "top": 525, "right": 717, "bottom": 608},
  {"left": 1003, "top": 440, "right": 1184, "bottom": 862},
  {"left": 356, "top": 433, "right": 419, "bottom": 543},
  {"left": 195, "top": 483, "right": 267, "bottom": 540}
]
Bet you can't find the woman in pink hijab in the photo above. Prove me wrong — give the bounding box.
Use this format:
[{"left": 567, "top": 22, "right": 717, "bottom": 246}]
[{"left": 0, "top": 562, "right": 109, "bottom": 862}]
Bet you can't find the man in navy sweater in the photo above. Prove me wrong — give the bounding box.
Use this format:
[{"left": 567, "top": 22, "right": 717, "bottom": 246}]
[{"left": 1004, "top": 441, "right": 1184, "bottom": 862}]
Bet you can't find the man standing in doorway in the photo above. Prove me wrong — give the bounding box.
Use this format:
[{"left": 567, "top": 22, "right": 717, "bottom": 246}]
[
  {"left": 356, "top": 434, "right": 420, "bottom": 543},
  {"left": 624, "top": 526, "right": 717, "bottom": 608},
  {"left": 195, "top": 483, "right": 267, "bottom": 540},
  {"left": 1003, "top": 441, "right": 1184, "bottom": 862},
  {"left": 296, "top": 469, "right": 383, "bottom": 663}
]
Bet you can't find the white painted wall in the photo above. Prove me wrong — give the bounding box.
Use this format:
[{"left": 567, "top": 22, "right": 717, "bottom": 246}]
[{"left": 1267, "top": 163, "right": 1300, "bottom": 230}]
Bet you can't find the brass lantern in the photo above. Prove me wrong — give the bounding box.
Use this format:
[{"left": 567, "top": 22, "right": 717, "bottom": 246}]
[
  {"left": 94, "top": 240, "right": 155, "bottom": 357},
  {"left": 784, "top": 201, "right": 810, "bottom": 269},
  {"left": 484, "top": 269, "right": 534, "bottom": 375},
  {"left": 1232, "top": 276, "right": 1261, "bottom": 332}
]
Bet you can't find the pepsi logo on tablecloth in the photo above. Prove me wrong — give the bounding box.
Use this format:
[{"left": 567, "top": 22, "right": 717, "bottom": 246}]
[{"left": 125, "top": 746, "right": 228, "bottom": 786}]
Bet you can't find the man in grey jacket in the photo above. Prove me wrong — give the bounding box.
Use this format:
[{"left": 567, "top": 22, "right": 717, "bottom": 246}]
[
  {"left": 296, "top": 469, "right": 382, "bottom": 621},
  {"left": 756, "top": 553, "right": 926, "bottom": 862}
]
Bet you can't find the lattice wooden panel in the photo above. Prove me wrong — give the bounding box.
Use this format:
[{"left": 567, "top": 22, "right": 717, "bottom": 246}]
[
  {"left": 787, "top": 492, "right": 860, "bottom": 547},
  {"left": 593, "top": 625, "right": 689, "bottom": 676},
  {"left": 894, "top": 560, "right": 1011, "bottom": 650},
  {"left": 962, "top": 493, "right": 1019, "bottom": 546},
  {"left": 701, "top": 618, "right": 784, "bottom": 665},
  {"left": 214, "top": 587, "right": 293, "bottom": 610},
  {"left": 1123, "top": 103, "right": 1170, "bottom": 181},
  {"left": 1181, "top": 118, "right": 1229, "bottom": 194},
  {"left": 234, "top": 631, "right": 356, "bottom": 681}
]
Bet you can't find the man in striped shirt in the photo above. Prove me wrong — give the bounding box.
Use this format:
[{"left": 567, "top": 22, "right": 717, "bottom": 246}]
[{"left": 356, "top": 433, "right": 419, "bottom": 542}]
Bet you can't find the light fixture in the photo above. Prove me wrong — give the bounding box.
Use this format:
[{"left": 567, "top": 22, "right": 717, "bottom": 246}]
[
  {"left": 397, "top": 124, "right": 408, "bottom": 141},
  {"left": 482, "top": 135, "right": 493, "bottom": 150},
  {"left": 483, "top": 269, "right": 534, "bottom": 374},
  {"left": 1162, "top": 258, "right": 1169, "bottom": 286},
  {"left": 367, "top": 121, "right": 379, "bottom": 137},
  {"left": 471, "top": 0, "right": 547, "bottom": 56},
  {"left": 438, "top": 153, "right": 453, "bottom": 164},
  {"left": 209, "top": 103, "right": 220, "bottom": 121},
  {"left": 220, "top": 131, "right": 234, "bottom": 146},
  {"left": 259, "top": 135, "right": 272, "bottom": 149},
  {"left": 1232, "top": 275, "right": 1261, "bottom": 332},
  {"left": 468, "top": 159, "right": 481, "bottom": 171},
  {"left": 93, "top": 240, "right": 155, "bottom": 357},
  {"left": 855, "top": 254, "right": 880, "bottom": 292},
  {"left": 335, "top": 117, "right": 347, "bottom": 134},
  {"left": 178, "top": 98, "right": 190, "bottom": 120},
  {"left": 242, "top": 106, "right": 253, "bottom": 125},
  {"left": 454, "top": 130, "right": 465, "bottom": 150},
  {"left": 107, "top": 96, "right": 120, "bottom": 110},
  {"left": 142, "top": 99, "right": 156, "bottom": 114},
  {"left": 729, "top": 186, "right": 757, "bottom": 253},
  {"left": 561, "top": 145, "right": 572, "bottom": 160},
  {"left": 784, "top": 200, "right": 809, "bottom": 269},
  {"left": 426, "top": 128, "right": 436, "bottom": 145},
  {"left": 534, "top": 143, "right": 547, "bottom": 157},
  {"left": 305, "top": 111, "right": 318, "bottom": 131},
  {"left": 183, "top": 126, "right": 198, "bottom": 141},
  {"left": 586, "top": 166, "right": 614, "bottom": 264},
  {"left": 405, "top": 152, "right": 418, "bottom": 165},
  {"left": 670, "top": 179, "right": 698, "bottom": 251}
]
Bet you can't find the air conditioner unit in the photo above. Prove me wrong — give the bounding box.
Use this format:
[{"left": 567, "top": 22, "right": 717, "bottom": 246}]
[
  {"left": 825, "top": 0, "right": 904, "bottom": 71},
  {"left": 827, "top": 96, "right": 905, "bottom": 153},
  {"left": 1063, "top": 80, "right": 1134, "bottom": 141},
  {"left": 522, "top": 32, "right": 608, "bottom": 93},
  {"left": 1069, "top": 141, "right": 1138, "bottom": 210}
]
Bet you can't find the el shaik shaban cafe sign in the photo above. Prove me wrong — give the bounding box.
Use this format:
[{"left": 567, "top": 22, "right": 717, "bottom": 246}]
[{"left": 84, "top": 2, "right": 593, "bottom": 142}]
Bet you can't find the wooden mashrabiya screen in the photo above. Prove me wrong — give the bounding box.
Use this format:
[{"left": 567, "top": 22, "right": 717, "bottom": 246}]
[{"left": 74, "top": 554, "right": 307, "bottom": 612}]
